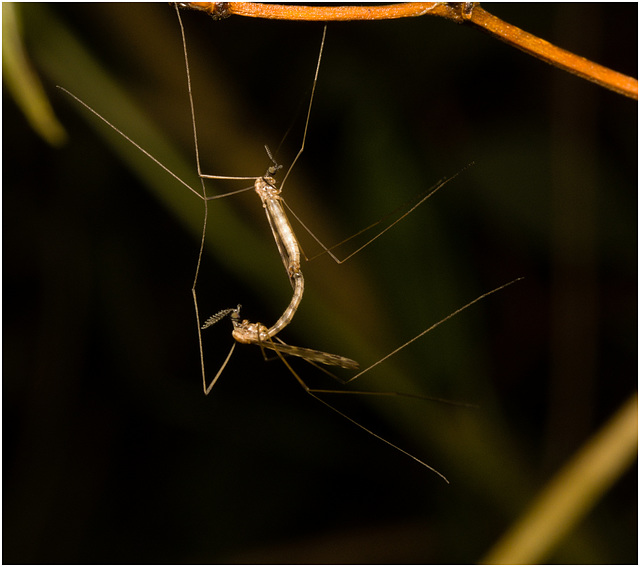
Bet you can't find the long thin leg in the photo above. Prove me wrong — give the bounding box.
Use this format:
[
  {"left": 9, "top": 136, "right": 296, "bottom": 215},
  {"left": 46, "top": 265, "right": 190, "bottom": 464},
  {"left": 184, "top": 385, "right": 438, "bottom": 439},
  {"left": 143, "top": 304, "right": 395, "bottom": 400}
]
[
  {"left": 268, "top": 339, "right": 450, "bottom": 483},
  {"left": 287, "top": 168, "right": 470, "bottom": 265},
  {"left": 345, "top": 278, "right": 523, "bottom": 384}
]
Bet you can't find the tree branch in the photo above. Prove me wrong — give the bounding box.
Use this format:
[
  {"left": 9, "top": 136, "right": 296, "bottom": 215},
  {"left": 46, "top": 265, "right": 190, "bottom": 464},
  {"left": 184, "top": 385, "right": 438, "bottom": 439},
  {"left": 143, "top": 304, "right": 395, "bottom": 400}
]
[{"left": 181, "top": 2, "right": 638, "bottom": 100}]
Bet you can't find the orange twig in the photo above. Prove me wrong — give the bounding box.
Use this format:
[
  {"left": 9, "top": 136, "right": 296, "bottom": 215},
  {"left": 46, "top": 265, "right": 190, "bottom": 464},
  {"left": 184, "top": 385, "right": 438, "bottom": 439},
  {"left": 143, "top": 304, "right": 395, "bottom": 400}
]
[
  {"left": 181, "top": 2, "right": 638, "bottom": 100},
  {"left": 466, "top": 5, "right": 637, "bottom": 100},
  {"left": 184, "top": 2, "right": 443, "bottom": 21}
]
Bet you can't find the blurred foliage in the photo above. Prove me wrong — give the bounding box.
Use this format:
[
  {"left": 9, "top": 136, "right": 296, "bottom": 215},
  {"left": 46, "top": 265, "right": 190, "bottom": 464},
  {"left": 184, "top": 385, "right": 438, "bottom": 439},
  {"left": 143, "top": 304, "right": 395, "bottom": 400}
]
[
  {"left": 4, "top": 3, "right": 636, "bottom": 564},
  {"left": 2, "top": 3, "right": 66, "bottom": 145}
]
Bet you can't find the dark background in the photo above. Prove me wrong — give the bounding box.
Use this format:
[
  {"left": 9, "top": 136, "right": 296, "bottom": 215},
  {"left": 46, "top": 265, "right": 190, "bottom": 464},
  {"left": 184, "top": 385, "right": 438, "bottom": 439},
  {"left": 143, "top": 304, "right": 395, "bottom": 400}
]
[{"left": 4, "top": 3, "right": 637, "bottom": 563}]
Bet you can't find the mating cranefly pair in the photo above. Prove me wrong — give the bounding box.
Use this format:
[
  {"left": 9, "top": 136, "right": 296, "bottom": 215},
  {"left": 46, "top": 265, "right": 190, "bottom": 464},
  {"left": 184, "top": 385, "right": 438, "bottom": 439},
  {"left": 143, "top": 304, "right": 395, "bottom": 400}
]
[{"left": 60, "top": 3, "right": 518, "bottom": 482}]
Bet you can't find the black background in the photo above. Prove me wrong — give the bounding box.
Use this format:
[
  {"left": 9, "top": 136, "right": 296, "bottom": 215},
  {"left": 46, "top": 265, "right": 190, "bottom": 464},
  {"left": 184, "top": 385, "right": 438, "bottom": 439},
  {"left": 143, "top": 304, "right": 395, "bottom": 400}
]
[{"left": 4, "top": 3, "right": 637, "bottom": 563}]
